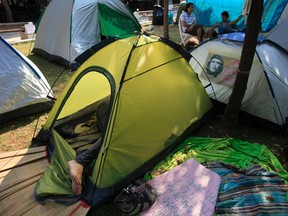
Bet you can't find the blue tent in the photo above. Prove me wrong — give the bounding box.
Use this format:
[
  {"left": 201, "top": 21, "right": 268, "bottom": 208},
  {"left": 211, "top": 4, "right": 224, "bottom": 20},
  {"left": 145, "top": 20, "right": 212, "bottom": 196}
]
[{"left": 187, "top": 0, "right": 288, "bottom": 32}]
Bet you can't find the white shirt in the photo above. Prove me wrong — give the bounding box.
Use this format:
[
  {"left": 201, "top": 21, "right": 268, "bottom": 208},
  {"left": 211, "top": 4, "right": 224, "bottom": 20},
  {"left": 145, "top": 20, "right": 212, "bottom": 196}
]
[{"left": 180, "top": 11, "right": 196, "bottom": 32}]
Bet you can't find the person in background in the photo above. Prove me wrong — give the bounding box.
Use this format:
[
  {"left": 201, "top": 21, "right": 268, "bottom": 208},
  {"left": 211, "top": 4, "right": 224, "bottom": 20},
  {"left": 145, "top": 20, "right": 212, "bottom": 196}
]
[
  {"left": 180, "top": 3, "right": 205, "bottom": 44},
  {"left": 204, "top": 11, "right": 244, "bottom": 39}
]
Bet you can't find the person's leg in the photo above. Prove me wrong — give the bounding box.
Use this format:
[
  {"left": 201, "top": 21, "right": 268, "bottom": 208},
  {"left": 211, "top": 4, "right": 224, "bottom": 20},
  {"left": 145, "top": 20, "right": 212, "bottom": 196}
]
[
  {"left": 197, "top": 25, "right": 206, "bottom": 43},
  {"left": 68, "top": 138, "right": 102, "bottom": 194},
  {"left": 204, "top": 27, "right": 215, "bottom": 39},
  {"left": 197, "top": 27, "right": 203, "bottom": 42},
  {"left": 68, "top": 160, "right": 84, "bottom": 195},
  {"left": 188, "top": 25, "right": 204, "bottom": 43}
]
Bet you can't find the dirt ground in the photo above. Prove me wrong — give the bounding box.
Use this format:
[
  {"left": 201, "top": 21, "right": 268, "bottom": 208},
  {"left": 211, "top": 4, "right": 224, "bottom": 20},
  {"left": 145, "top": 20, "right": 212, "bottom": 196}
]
[{"left": 192, "top": 112, "right": 288, "bottom": 168}]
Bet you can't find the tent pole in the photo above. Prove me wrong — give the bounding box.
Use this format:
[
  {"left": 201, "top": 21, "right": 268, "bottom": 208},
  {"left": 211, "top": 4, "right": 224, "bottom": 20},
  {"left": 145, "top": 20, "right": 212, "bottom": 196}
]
[
  {"left": 163, "top": 0, "right": 169, "bottom": 39},
  {"left": 222, "top": 0, "right": 263, "bottom": 127}
]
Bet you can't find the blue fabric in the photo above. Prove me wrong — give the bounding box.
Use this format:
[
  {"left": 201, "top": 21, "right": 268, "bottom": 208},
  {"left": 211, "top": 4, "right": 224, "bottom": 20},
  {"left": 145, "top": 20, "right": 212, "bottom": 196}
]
[
  {"left": 219, "top": 32, "right": 265, "bottom": 42},
  {"left": 187, "top": 0, "right": 288, "bottom": 32}
]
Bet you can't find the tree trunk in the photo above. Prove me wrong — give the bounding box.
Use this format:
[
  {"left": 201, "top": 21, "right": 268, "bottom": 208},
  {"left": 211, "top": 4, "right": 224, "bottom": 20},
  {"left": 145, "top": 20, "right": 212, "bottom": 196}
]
[
  {"left": 2, "top": 0, "right": 13, "bottom": 22},
  {"left": 163, "top": 0, "right": 169, "bottom": 39},
  {"left": 222, "top": 0, "right": 263, "bottom": 126}
]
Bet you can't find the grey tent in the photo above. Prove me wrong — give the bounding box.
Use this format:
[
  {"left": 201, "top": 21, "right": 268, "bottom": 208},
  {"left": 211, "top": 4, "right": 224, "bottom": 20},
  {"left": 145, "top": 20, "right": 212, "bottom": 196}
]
[
  {"left": 189, "top": 31, "right": 288, "bottom": 129},
  {"left": 266, "top": 16, "right": 288, "bottom": 51},
  {"left": 0, "top": 37, "right": 53, "bottom": 123}
]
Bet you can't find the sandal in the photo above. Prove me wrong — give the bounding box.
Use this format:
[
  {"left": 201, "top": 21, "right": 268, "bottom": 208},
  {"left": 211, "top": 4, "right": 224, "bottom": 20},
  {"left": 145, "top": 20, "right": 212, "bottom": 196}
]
[{"left": 114, "top": 181, "right": 157, "bottom": 216}]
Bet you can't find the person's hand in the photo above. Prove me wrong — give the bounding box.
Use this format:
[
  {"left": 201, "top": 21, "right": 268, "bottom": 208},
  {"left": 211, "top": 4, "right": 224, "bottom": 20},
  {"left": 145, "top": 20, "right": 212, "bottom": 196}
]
[
  {"left": 188, "top": 21, "right": 196, "bottom": 31},
  {"left": 188, "top": 24, "right": 194, "bottom": 31}
]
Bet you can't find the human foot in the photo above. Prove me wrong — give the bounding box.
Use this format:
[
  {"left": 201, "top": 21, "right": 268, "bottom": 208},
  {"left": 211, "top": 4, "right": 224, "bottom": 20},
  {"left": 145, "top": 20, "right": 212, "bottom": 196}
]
[{"left": 67, "top": 160, "right": 84, "bottom": 195}]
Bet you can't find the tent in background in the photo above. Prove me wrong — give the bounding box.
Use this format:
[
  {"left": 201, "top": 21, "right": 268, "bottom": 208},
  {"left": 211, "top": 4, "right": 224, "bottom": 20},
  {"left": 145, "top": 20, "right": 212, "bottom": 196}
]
[
  {"left": 0, "top": 36, "right": 53, "bottom": 123},
  {"left": 189, "top": 30, "right": 288, "bottom": 129},
  {"left": 34, "top": 34, "right": 213, "bottom": 208},
  {"left": 187, "top": 0, "right": 288, "bottom": 32},
  {"left": 266, "top": 16, "right": 288, "bottom": 51},
  {"left": 32, "top": 0, "right": 141, "bottom": 69}
]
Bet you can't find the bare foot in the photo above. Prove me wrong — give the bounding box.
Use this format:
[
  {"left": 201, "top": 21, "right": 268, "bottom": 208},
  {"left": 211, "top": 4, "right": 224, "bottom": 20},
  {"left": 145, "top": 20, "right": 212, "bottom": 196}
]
[{"left": 67, "top": 160, "right": 84, "bottom": 195}]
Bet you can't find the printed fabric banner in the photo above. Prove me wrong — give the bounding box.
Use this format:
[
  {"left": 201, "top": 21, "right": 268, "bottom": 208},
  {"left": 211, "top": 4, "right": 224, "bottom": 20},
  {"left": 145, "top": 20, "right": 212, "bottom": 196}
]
[
  {"left": 203, "top": 53, "right": 240, "bottom": 87},
  {"left": 141, "top": 158, "right": 221, "bottom": 216}
]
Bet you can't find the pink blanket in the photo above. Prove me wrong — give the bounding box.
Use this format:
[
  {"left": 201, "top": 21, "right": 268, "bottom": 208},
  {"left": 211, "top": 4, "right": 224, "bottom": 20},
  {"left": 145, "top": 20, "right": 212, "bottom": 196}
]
[{"left": 141, "top": 158, "right": 221, "bottom": 216}]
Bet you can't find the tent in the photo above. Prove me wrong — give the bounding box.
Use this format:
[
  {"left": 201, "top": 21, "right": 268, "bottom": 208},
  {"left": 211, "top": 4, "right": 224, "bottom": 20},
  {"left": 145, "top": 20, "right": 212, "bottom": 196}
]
[
  {"left": 189, "top": 31, "right": 288, "bottom": 129},
  {"left": 0, "top": 36, "right": 53, "bottom": 123},
  {"left": 187, "top": 0, "right": 288, "bottom": 32},
  {"left": 266, "top": 16, "right": 288, "bottom": 51},
  {"left": 34, "top": 34, "right": 213, "bottom": 208},
  {"left": 32, "top": 0, "right": 141, "bottom": 69}
]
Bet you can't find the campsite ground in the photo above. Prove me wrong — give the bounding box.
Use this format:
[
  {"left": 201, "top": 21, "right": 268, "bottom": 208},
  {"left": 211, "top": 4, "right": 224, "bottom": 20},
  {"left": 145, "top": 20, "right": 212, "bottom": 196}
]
[{"left": 0, "top": 23, "right": 287, "bottom": 215}]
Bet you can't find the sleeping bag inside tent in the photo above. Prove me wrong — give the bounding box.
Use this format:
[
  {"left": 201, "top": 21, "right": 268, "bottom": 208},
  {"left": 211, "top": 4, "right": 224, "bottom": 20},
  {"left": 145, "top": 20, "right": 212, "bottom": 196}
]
[
  {"left": 34, "top": 34, "right": 213, "bottom": 208},
  {"left": 32, "top": 0, "right": 141, "bottom": 69},
  {"left": 189, "top": 32, "right": 288, "bottom": 129},
  {"left": 0, "top": 36, "right": 54, "bottom": 123}
]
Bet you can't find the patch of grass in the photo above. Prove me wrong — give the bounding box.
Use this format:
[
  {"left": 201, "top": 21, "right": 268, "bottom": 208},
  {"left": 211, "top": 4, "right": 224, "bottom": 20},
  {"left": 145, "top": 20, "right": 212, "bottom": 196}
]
[{"left": 0, "top": 41, "right": 73, "bottom": 152}]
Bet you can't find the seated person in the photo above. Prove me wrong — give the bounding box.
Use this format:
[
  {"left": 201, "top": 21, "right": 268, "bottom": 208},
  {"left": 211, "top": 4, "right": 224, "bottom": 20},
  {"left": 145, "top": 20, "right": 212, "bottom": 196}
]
[
  {"left": 180, "top": 3, "right": 205, "bottom": 44},
  {"left": 205, "top": 11, "right": 244, "bottom": 38}
]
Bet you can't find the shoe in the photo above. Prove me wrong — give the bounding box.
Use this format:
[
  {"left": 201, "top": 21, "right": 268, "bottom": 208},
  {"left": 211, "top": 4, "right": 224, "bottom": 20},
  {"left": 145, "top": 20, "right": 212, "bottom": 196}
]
[{"left": 114, "top": 181, "right": 157, "bottom": 216}]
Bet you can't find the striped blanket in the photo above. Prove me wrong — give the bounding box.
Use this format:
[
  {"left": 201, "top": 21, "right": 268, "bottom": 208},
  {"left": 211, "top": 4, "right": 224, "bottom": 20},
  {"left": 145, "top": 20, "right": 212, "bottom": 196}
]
[{"left": 205, "top": 162, "right": 288, "bottom": 215}]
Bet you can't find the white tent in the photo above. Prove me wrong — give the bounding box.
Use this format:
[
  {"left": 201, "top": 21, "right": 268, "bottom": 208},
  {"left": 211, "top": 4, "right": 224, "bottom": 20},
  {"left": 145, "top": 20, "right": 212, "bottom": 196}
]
[
  {"left": 0, "top": 37, "right": 53, "bottom": 123},
  {"left": 189, "top": 32, "right": 288, "bottom": 128},
  {"left": 32, "top": 0, "right": 141, "bottom": 69}
]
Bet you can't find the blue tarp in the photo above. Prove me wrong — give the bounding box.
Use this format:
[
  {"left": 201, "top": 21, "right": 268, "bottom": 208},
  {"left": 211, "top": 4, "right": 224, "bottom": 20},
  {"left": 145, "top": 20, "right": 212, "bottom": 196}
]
[
  {"left": 187, "top": 0, "right": 287, "bottom": 32},
  {"left": 219, "top": 32, "right": 265, "bottom": 42}
]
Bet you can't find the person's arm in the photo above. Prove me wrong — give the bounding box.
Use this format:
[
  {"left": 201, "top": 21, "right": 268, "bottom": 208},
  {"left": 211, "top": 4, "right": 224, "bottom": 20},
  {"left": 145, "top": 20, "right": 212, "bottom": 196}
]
[
  {"left": 180, "top": 12, "right": 189, "bottom": 28},
  {"left": 181, "top": 17, "right": 196, "bottom": 28},
  {"left": 230, "top": 14, "right": 244, "bottom": 26},
  {"left": 211, "top": 22, "right": 220, "bottom": 30},
  {"left": 186, "top": 20, "right": 198, "bottom": 32},
  {"left": 182, "top": 20, "right": 192, "bottom": 27}
]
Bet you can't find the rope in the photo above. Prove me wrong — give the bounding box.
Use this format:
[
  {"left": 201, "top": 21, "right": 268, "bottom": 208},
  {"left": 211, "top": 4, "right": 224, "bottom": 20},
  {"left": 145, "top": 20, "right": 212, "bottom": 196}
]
[{"left": 237, "top": 69, "right": 250, "bottom": 74}]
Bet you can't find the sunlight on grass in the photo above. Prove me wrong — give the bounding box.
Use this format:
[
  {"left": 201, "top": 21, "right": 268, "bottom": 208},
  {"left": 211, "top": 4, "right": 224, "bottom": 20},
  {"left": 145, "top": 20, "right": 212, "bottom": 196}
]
[{"left": 0, "top": 42, "right": 72, "bottom": 152}]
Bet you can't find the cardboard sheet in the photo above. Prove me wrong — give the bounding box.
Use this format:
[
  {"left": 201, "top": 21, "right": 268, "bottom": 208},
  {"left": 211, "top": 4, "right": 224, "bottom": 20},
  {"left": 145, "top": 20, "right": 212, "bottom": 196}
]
[{"left": 141, "top": 158, "right": 221, "bottom": 216}]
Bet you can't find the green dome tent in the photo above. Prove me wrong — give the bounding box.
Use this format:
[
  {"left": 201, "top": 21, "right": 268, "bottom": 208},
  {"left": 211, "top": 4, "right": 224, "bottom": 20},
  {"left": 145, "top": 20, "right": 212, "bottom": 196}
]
[
  {"left": 32, "top": 0, "right": 141, "bottom": 69},
  {"left": 34, "top": 34, "right": 213, "bottom": 208}
]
